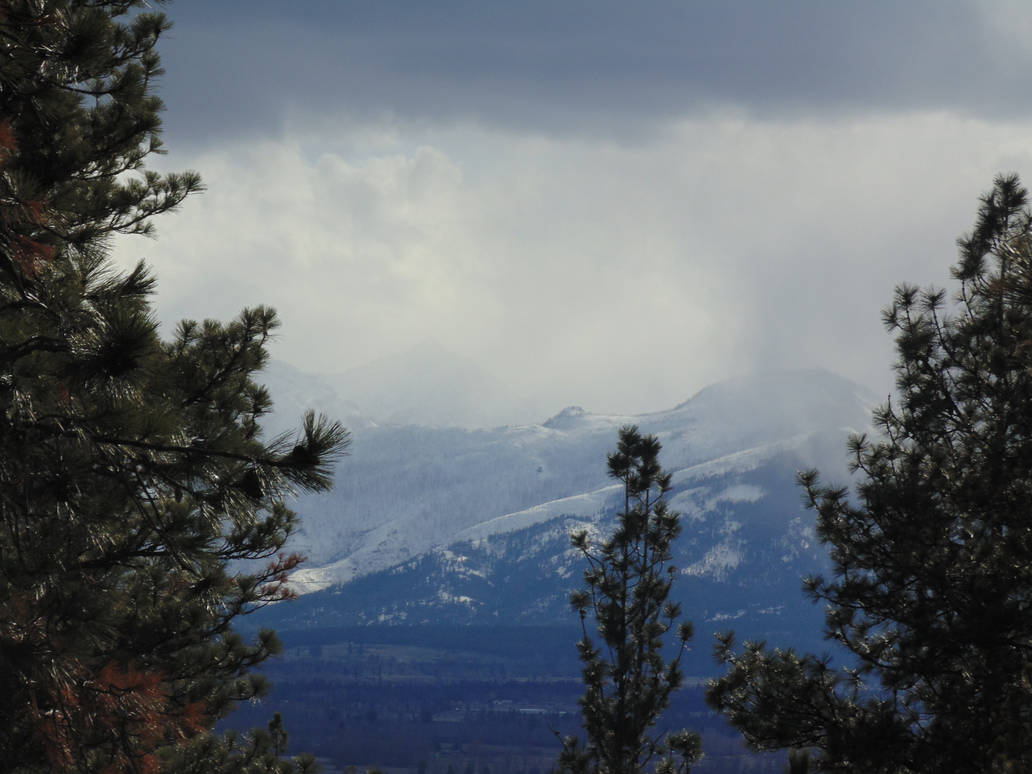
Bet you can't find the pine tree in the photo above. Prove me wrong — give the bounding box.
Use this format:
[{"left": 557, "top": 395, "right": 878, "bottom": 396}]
[
  {"left": 0, "top": 2, "right": 348, "bottom": 771},
  {"left": 707, "top": 174, "right": 1032, "bottom": 773},
  {"left": 269, "top": 712, "right": 289, "bottom": 758},
  {"left": 559, "top": 426, "right": 702, "bottom": 774}
]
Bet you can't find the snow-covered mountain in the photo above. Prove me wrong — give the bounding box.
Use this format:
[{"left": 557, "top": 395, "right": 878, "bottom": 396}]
[{"left": 255, "top": 367, "right": 877, "bottom": 636}]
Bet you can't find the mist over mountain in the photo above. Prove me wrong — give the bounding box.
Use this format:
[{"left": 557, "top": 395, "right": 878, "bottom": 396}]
[
  {"left": 319, "top": 339, "right": 551, "bottom": 428},
  {"left": 258, "top": 358, "right": 377, "bottom": 437},
  {"left": 255, "top": 361, "right": 877, "bottom": 642}
]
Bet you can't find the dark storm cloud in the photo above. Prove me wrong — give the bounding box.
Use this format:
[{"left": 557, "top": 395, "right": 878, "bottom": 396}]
[
  {"left": 158, "top": 0, "right": 1025, "bottom": 146},
  {"left": 120, "top": 2, "right": 1032, "bottom": 416}
]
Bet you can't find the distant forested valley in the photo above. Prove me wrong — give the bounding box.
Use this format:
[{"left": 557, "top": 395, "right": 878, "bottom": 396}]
[{"left": 223, "top": 626, "right": 786, "bottom": 773}]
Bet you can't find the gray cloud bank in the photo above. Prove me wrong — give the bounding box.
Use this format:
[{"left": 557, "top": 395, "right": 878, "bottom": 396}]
[
  {"left": 116, "top": 114, "right": 1032, "bottom": 414},
  {"left": 114, "top": 1, "right": 1032, "bottom": 418},
  {"left": 161, "top": 0, "right": 1030, "bottom": 145}
]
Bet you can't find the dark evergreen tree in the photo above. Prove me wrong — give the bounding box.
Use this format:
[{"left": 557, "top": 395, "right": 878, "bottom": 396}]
[
  {"left": 269, "top": 712, "right": 289, "bottom": 759},
  {"left": 707, "top": 174, "right": 1032, "bottom": 773},
  {"left": 0, "top": 1, "right": 347, "bottom": 771},
  {"left": 559, "top": 426, "right": 702, "bottom": 774}
]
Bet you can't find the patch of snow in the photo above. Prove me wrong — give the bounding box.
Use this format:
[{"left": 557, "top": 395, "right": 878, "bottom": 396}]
[
  {"left": 682, "top": 542, "right": 743, "bottom": 581},
  {"left": 720, "top": 518, "right": 742, "bottom": 536},
  {"left": 436, "top": 589, "right": 475, "bottom": 606},
  {"left": 672, "top": 435, "right": 814, "bottom": 485},
  {"left": 707, "top": 609, "right": 746, "bottom": 622},
  {"left": 452, "top": 488, "right": 619, "bottom": 543},
  {"left": 778, "top": 516, "right": 816, "bottom": 562},
  {"left": 712, "top": 484, "right": 764, "bottom": 505}
]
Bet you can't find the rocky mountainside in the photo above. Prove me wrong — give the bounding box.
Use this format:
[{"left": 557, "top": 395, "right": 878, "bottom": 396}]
[{"left": 256, "top": 367, "right": 877, "bottom": 644}]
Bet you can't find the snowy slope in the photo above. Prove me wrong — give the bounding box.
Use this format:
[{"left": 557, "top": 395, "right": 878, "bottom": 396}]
[
  {"left": 262, "top": 422, "right": 857, "bottom": 639},
  {"left": 269, "top": 368, "right": 876, "bottom": 598}
]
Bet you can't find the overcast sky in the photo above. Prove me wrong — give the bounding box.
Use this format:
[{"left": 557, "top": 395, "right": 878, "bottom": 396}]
[{"left": 111, "top": 0, "right": 1032, "bottom": 416}]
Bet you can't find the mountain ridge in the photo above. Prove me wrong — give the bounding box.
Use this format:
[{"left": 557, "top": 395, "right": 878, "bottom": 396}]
[{"left": 267, "top": 367, "right": 876, "bottom": 616}]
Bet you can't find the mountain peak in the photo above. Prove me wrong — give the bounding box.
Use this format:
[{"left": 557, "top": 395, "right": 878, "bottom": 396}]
[
  {"left": 675, "top": 368, "right": 877, "bottom": 428},
  {"left": 542, "top": 405, "right": 590, "bottom": 429},
  {"left": 679, "top": 368, "right": 871, "bottom": 409}
]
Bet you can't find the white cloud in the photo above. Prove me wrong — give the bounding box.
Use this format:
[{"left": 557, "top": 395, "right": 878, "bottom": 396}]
[{"left": 112, "top": 110, "right": 1032, "bottom": 416}]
